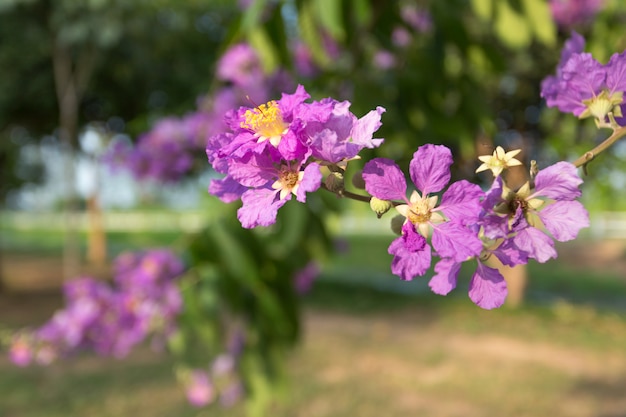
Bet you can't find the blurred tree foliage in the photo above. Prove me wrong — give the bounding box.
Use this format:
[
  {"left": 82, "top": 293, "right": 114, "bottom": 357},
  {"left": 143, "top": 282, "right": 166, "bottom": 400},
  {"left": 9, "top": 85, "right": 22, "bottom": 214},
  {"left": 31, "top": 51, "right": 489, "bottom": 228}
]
[{"left": 0, "top": 0, "right": 237, "bottom": 202}]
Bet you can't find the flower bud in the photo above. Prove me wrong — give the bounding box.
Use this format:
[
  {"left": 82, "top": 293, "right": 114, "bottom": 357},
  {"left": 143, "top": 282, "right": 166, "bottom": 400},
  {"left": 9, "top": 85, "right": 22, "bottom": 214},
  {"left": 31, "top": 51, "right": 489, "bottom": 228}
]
[
  {"left": 390, "top": 214, "right": 405, "bottom": 235},
  {"left": 369, "top": 197, "right": 393, "bottom": 218},
  {"left": 351, "top": 170, "right": 366, "bottom": 189},
  {"left": 324, "top": 172, "right": 345, "bottom": 194}
]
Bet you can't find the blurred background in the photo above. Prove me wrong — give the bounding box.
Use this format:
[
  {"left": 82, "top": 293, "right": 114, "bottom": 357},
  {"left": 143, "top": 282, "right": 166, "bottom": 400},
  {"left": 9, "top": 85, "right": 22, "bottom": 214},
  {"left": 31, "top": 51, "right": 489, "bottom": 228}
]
[{"left": 2, "top": 0, "right": 626, "bottom": 416}]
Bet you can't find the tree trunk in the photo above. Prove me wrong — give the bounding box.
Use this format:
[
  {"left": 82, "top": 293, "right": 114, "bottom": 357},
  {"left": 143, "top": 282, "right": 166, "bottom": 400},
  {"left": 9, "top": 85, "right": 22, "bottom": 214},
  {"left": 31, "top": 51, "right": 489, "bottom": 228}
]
[
  {"left": 52, "top": 41, "right": 82, "bottom": 282},
  {"left": 86, "top": 193, "right": 106, "bottom": 266}
]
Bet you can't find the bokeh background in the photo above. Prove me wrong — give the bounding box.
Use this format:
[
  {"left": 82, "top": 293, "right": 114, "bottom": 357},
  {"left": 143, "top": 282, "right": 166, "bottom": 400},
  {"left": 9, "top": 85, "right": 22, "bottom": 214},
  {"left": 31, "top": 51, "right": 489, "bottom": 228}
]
[{"left": 2, "top": 0, "right": 626, "bottom": 416}]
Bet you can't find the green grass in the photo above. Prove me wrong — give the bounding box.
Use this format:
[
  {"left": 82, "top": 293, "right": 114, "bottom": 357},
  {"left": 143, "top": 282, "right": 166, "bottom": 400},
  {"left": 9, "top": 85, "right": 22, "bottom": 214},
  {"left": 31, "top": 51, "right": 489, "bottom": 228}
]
[
  {"left": 2, "top": 229, "right": 626, "bottom": 416},
  {"left": 3, "top": 283, "right": 626, "bottom": 417}
]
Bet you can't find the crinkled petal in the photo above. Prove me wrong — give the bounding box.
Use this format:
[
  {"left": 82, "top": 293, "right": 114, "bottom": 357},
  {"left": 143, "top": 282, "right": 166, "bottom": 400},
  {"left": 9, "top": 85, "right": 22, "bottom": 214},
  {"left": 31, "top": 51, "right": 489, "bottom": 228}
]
[
  {"left": 296, "top": 163, "right": 323, "bottom": 202},
  {"left": 401, "top": 222, "right": 427, "bottom": 252},
  {"left": 409, "top": 144, "right": 452, "bottom": 195},
  {"left": 278, "top": 84, "right": 310, "bottom": 119},
  {"left": 538, "top": 200, "right": 589, "bottom": 242},
  {"left": 513, "top": 227, "right": 557, "bottom": 263},
  {"left": 388, "top": 235, "right": 432, "bottom": 280},
  {"left": 208, "top": 176, "right": 247, "bottom": 203},
  {"left": 228, "top": 152, "right": 277, "bottom": 187},
  {"left": 533, "top": 162, "right": 583, "bottom": 200},
  {"left": 363, "top": 158, "right": 407, "bottom": 201},
  {"left": 429, "top": 258, "right": 461, "bottom": 295},
  {"left": 237, "top": 188, "right": 286, "bottom": 228},
  {"left": 277, "top": 128, "right": 308, "bottom": 161},
  {"left": 559, "top": 31, "right": 586, "bottom": 69},
  {"left": 437, "top": 180, "right": 484, "bottom": 223},
  {"left": 350, "top": 106, "right": 386, "bottom": 149},
  {"left": 606, "top": 50, "right": 626, "bottom": 94},
  {"left": 468, "top": 263, "right": 508, "bottom": 310},
  {"left": 431, "top": 221, "right": 482, "bottom": 261}
]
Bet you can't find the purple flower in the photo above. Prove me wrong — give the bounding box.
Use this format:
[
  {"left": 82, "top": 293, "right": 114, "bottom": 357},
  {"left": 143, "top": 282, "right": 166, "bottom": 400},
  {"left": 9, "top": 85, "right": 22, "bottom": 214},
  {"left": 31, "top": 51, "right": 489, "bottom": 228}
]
[
  {"left": 185, "top": 370, "right": 215, "bottom": 407},
  {"left": 481, "top": 162, "right": 589, "bottom": 265},
  {"left": 214, "top": 85, "right": 311, "bottom": 163},
  {"left": 400, "top": 5, "right": 433, "bottom": 34},
  {"left": 293, "top": 261, "right": 320, "bottom": 294},
  {"left": 362, "top": 144, "right": 484, "bottom": 280},
  {"left": 541, "top": 31, "right": 626, "bottom": 125},
  {"left": 206, "top": 85, "right": 385, "bottom": 228},
  {"left": 9, "top": 334, "right": 33, "bottom": 367},
  {"left": 235, "top": 155, "right": 323, "bottom": 228},
  {"left": 216, "top": 43, "right": 264, "bottom": 88},
  {"left": 8, "top": 250, "right": 186, "bottom": 365},
  {"left": 549, "top": 0, "right": 605, "bottom": 28},
  {"left": 300, "top": 99, "right": 385, "bottom": 164}
]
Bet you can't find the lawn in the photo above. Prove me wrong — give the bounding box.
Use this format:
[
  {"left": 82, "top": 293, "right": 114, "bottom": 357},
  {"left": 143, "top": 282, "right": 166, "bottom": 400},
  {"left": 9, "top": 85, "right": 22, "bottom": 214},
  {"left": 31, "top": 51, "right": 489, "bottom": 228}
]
[{"left": 1, "top": 227, "right": 626, "bottom": 416}]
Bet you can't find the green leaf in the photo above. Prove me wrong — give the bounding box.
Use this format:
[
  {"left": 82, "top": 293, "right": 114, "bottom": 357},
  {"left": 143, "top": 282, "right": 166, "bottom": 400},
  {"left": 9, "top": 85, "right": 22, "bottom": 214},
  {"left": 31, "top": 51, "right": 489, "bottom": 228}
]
[
  {"left": 298, "top": 1, "right": 331, "bottom": 67},
  {"left": 495, "top": 1, "right": 531, "bottom": 49},
  {"left": 247, "top": 26, "right": 279, "bottom": 74},
  {"left": 470, "top": 0, "right": 493, "bottom": 21},
  {"left": 313, "top": 0, "right": 344, "bottom": 42},
  {"left": 522, "top": 0, "right": 556, "bottom": 47},
  {"left": 241, "top": 0, "right": 268, "bottom": 31}
]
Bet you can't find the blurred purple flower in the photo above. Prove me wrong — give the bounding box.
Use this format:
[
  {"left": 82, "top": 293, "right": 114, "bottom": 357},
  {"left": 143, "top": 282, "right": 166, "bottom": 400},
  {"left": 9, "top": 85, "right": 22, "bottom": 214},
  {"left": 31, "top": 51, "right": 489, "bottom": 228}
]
[
  {"left": 401, "top": 5, "right": 433, "bottom": 34},
  {"left": 8, "top": 250, "right": 185, "bottom": 365},
  {"left": 541, "top": 31, "right": 626, "bottom": 124},
  {"left": 186, "top": 370, "right": 215, "bottom": 407},
  {"left": 216, "top": 43, "right": 264, "bottom": 88},
  {"left": 293, "top": 261, "right": 320, "bottom": 294},
  {"left": 373, "top": 50, "right": 396, "bottom": 70},
  {"left": 549, "top": 0, "right": 605, "bottom": 28}
]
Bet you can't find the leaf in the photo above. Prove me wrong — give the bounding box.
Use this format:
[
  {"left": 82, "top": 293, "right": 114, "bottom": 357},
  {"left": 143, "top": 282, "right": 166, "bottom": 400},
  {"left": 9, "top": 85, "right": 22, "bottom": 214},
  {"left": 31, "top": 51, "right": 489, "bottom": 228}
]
[
  {"left": 470, "top": 0, "right": 493, "bottom": 21},
  {"left": 298, "top": 1, "right": 331, "bottom": 67},
  {"left": 313, "top": 0, "right": 345, "bottom": 42},
  {"left": 247, "top": 26, "right": 279, "bottom": 74},
  {"left": 522, "top": 0, "right": 556, "bottom": 47},
  {"left": 495, "top": 1, "right": 531, "bottom": 49}
]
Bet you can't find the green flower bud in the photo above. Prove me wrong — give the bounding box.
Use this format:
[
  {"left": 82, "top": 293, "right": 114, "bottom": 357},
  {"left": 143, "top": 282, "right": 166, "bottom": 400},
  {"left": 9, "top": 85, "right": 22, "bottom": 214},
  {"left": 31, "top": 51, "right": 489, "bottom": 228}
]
[
  {"left": 369, "top": 197, "right": 393, "bottom": 218},
  {"left": 351, "top": 170, "right": 366, "bottom": 189},
  {"left": 325, "top": 171, "right": 345, "bottom": 194},
  {"left": 390, "top": 214, "right": 405, "bottom": 235}
]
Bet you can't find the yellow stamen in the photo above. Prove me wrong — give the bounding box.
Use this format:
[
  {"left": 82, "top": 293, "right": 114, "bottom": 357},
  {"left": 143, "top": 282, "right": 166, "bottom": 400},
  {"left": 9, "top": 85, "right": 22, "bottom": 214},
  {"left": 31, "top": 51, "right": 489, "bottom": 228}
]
[{"left": 240, "top": 101, "right": 288, "bottom": 147}]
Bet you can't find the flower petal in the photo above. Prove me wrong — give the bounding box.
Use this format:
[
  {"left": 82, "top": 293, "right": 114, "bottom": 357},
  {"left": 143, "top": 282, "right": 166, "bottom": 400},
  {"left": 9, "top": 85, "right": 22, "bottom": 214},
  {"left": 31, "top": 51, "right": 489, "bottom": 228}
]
[
  {"left": 237, "top": 188, "right": 286, "bottom": 228},
  {"left": 296, "top": 163, "right": 323, "bottom": 202},
  {"left": 429, "top": 258, "right": 461, "bottom": 295},
  {"left": 208, "top": 176, "right": 247, "bottom": 203},
  {"left": 513, "top": 227, "right": 557, "bottom": 263},
  {"left": 437, "top": 180, "right": 484, "bottom": 223},
  {"left": 468, "top": 263, "right": 507, "bottom": 310},
  {"left": 431, "top": 221, "right": 482, "bottom": 261},
  {"left": 409, "top": 144, "right": 452, "bottom": 195},
  {"left": 363, "top": 158, "right": 408, "bottom": 201},
  {"left": 538, "top": 200, "right": 589, "bottom": 242},
  {"left": 533, "top": 161, "right": 583, "bottom": 201},
  {"left": 388, "top": 235, "right": 432, "bottom": 280}
]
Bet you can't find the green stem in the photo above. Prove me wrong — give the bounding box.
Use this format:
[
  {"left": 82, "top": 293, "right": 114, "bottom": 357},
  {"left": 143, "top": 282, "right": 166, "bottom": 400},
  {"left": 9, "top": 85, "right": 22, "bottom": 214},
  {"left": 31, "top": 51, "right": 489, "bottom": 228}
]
[
  {"left": 573, "top": 125, "right": 626, "bottom": 168},
  {"left": 320, "top": 183, "right": 403, "bottom": 206}
]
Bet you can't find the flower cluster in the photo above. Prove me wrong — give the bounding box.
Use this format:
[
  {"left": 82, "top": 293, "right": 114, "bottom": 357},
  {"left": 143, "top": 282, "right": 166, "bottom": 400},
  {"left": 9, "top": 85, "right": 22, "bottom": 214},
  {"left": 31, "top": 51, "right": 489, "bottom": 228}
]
[
  {"left": 9, "top": 249, "right": 184, "bottom": 366},
  {"left": 362, "top": 144, "right": 589, "bottom": 309},
  {"left": 206, "top": 84, "right": 386, "bottom": 228},
  {"left": 541, "top": 31, "right": 626, "bottom": 128}
]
